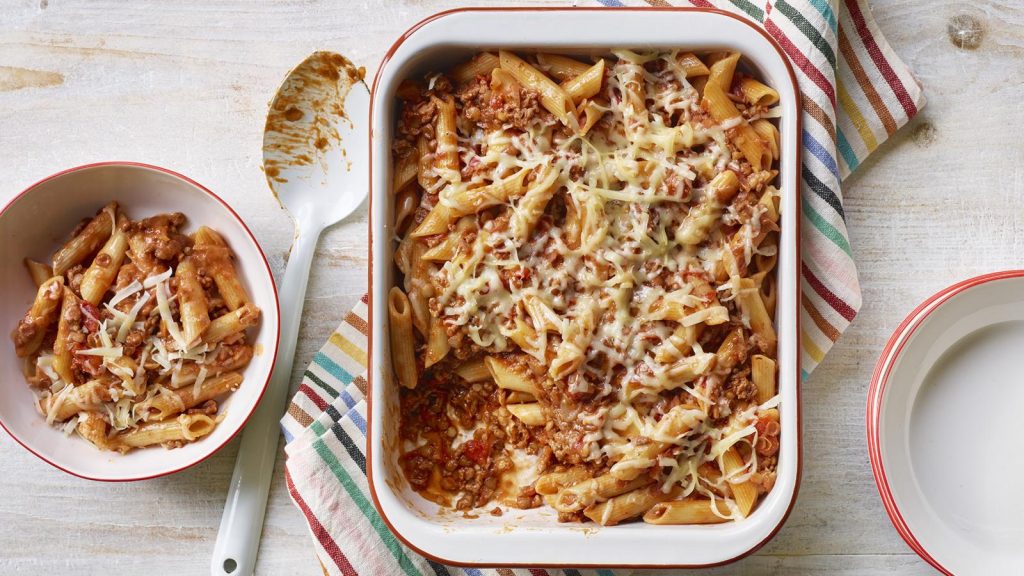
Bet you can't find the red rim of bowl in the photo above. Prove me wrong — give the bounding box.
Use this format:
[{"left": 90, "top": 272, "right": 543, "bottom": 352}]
[
  {"left": 866, "top": 269, "right": 1024, "bottom": 576},
  {"left": 0, "top": 161, "right": 281, "bottom": 482}
]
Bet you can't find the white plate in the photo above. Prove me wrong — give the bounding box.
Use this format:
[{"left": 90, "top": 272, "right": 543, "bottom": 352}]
[
  {"left": 868, "top": 270, "right": 1024, "bottom": 575},
  {"left": 0, "top": 162, "right": 280, "bottom": 481},
  {"left": 367, "top": 7, "right": 802, "bottom": 569}
]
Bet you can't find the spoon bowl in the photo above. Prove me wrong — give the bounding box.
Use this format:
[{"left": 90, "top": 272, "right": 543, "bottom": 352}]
[{"left": 263, "top": 51, "right": 370, "bottom": 227}]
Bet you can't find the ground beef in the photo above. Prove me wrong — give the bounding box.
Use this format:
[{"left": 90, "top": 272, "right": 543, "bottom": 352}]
[
  {"left": 399, "top": 370, "right": 526, "bottom": 511},
  {"left": 393, "top": 75, "right": 455, "bottom": 157},
  {"left": 723, "top": 368, "right": 757, "bottom": 405},
  {"left": 457, "top": 74, "right": 544, "bottom": 132},
  {"left": 126, "top": 213, "right": 189, "bottom": 274}
]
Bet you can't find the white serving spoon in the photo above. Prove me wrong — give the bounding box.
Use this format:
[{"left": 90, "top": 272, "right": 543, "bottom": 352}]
[{"left": 210, "top": 51, "right": 370, "bottom": 576}]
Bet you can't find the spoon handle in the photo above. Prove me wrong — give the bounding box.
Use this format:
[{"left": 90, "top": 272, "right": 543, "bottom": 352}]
[{"left": 211, "top": 223, "right": 322, "bottom": 576}]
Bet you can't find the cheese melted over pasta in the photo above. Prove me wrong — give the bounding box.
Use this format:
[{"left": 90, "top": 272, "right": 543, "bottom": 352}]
[{"left": 392, "top": 50, "right": 783, "bottom": 524}]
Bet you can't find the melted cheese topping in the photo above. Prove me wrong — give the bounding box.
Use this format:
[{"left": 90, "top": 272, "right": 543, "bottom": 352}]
[{"left": 405, "top": 50, "right": 782, "bottom": 514}]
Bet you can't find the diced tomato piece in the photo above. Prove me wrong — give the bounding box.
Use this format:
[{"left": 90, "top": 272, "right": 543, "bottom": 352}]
[{"left": 463, "top": 439, "right": 489, "bottom": 465}]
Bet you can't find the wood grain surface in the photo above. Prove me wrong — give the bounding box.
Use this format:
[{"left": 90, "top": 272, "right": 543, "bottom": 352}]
[{"left": 0, "top": 1, "right": 1010, "bottom": 574}]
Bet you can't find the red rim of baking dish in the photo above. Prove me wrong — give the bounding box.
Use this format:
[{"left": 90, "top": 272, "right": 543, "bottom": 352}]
[
  {"left": 866, "top": 269, "right": 1024, "bottom": 576},
  {"left": 363, "top": 6, "right": 804, "bottom": 569},
  {"left": 0, "top": 161, "right": 281, "bottom": 482}
]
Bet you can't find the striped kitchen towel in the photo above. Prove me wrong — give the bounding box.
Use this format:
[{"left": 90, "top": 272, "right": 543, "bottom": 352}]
[{"left": 281, "top": 2, "right": 924, "bottom": 574}]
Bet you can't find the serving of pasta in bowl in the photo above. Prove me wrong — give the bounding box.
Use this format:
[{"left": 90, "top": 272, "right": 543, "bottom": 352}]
[
  {"left": 368, "top": 8, "right": 800, "bottom": 568},
  {"left": 0, "top": 163, "right": 279, "bottom": 481}
]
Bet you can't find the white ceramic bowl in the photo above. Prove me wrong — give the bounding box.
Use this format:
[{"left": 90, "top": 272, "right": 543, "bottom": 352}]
[
  {"left": 868, "top": 270, "right": 1024, "bottom": 576},
  {"left": 0, "top": 162, "right": 279, "bottom": 481},
  {"left": 367, "top": 7, "right": 802, "bottom": 568}
]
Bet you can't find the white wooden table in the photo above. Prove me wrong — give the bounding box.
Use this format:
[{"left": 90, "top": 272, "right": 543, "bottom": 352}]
[{"left": 0, "top": 1, "right": 1008, "bottom": 573}]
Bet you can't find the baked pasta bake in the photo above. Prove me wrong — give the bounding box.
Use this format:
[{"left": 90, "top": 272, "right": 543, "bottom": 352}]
[
  {"left": 388, "top": 49, "right": 782, "bottom": 525},
  {"left": 11, "top": 202, "right": 260, "bottom": 452}
]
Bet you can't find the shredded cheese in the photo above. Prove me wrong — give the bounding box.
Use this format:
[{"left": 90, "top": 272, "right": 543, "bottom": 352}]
[
  {"left": 155, "top": 281, "right": 187, "bottom": 350},
  {"left": 401, "top": 50, "right": 783, "bottom": 514},
  {"left": 75, "top": 346, "right": 124, "bottom": 358},
  {"left": 108, "top": 280, "right": 143, "bottom": 307},
  {"left": 143, "top": 268, "right": 172, "bottom": 288}
]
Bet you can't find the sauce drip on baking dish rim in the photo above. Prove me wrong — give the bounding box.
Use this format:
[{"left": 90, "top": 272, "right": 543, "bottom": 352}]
[{"left": 263, "top": 51, "right": 366, "bottom": 194}]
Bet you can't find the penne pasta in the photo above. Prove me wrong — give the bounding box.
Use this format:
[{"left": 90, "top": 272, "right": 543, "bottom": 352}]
[
  {"left": 504, "top": 391, "right": 535, "bottom": 404},
  {"left": 80, "top": 213, "right": 129, "bottom": 305},
  {"left": 52, "top": 201, "right": 116, "bottom": 276},
  {"left": 678, "top": 170, "right": 740, "bottom": 245},
  {"left": 45, "top": 379, "right": 107, "bottom": 422},
  {"left": 535, "top": 467, "right": 590, "bottom": 496},
  {"left": 24, "top": 258, "right": 53, "bottom": 287},
  {"left": 610, "top": 405, "right": 704, "bottom": 481},
  {"left": 536, "top": 53, "right": 591, "bottom": 81},
  {"left": 549, "top": 298, "right": 596, "bottom": 380},
  {"left": 175, "top": 257, "right": 210, "bottom": 348},
  {"left": 451, "top": 168, "right": 529, "bottom": 215},
  {"left": 416, "top": 135, "right": 437, "bottom": 190},
  {"left": 561, "top": 59, "right": 605, "bottom": 104},
  {"left": 420, "top": 234, "right": 457, "bottom": 262},
  {"left": 433, "top": 95, "right": 460, "bottom": 183},
  {"left": 163, "top": 346, "right": 252, "bottom": 388},
  {"left": 485, "top": 355, "right": 541, "bottom": 395},
  {"left": 553, "top": 474, "right": 650, "bottom": 513},
  {"left": 738, "top": 77, "right": 780, "bottom": 106},
  {"left": 510, "top": 166, "right": 560, "bottom": 242},
  {"left": 722, "top": 447, "right": 758, "bottom": 517},
  {"left": 116, "top": 413, "right": 217, "bottom": 449},
  {"left": 506, "top": 402, "right": 544, "bottom": 426},
  {"left": 499, "top": 50, "right": 574, "bottom": 125},
  {"left": 138, "top": 372, "right": 242, "bottom": 422},
  {"left": 578, "top": 100, "right": 606, "bottom": 136},
  {"left": 412, "top": 169, "right": 529, "bottom": 237},
  {"left": 522, "top": 294, "right": 562, "bottom": 333},
  {"left": 644, "top": 498, "right": 731, "bottom": 525},
  {"left": 752, "top": 119, "right": 780, "bottom": 161},
  {"left": 584, "top": 485, "right": 672, "bottom": 526},
  {"left": 703, "top": 53, "right": 771, "bottom": 171},
  {"left": 716, "top": 327, "right": 747, "bottom": 373},
  {"left": 452, "top": 52, "right": 500, "bottom": 84},
  {"left": 737, "top": 278, "right": 777, "bottom": 354},
  {"left": 393, "top": 185, "right": 420, "bottom": 234},
  {"left": 193, "top": 226, "right": 250, "bottom": 311},
  {"left": 675, "top": 52, "right": 710, "bottom": 78},
  {"left": 11, "top": 276, "right": 64, "bottom": 357},
  {"left": 424, "top": 316, "right": 450, "bottom": 368},
  {"left": 204, "top": 303, "right": 260, "bottom": 344},
  {"left": 393, "top": 148, "right": 420, "bottom": 194},
  {"left": 76, "top": 412, "right": 112, "bottom": 450},
  {"left": 409, "top": 203, "right": 452, "bottom": 238},
  {"left": 52, "top": 286, "right": 80, "bottom": 385},
  {"left": 454, "top": 357, "right": 491, "bottom": 383},
  {"left": 752, "top": 354, "right": 776, "bottom": 404},
  {"left": 388, "top": 287, "right": 418, "bottom": 389},
  {"left": 394, "top": 233, "right": 415, "bottom": 276}
]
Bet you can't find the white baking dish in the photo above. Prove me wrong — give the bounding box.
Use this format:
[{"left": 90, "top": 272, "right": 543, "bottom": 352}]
[{"left": 367, "top": 7, "right": 801, "bottom": 568}]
